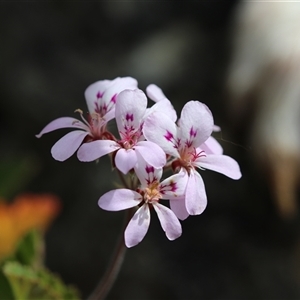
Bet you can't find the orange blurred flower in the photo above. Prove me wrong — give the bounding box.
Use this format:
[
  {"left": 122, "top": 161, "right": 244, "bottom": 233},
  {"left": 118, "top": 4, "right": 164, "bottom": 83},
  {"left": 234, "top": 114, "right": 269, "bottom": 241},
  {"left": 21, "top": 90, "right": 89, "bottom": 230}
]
[{"left": 0, "top": 194, "right": 61, "bottom": 262}]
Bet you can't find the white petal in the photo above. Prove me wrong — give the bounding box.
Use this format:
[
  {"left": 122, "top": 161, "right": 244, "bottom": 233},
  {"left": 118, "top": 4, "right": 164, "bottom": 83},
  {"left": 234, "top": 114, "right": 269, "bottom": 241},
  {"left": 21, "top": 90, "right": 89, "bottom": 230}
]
[
  {"left": 103, "top": 77, "right": 138, "bottom": 112},
  {"left": 159, "top": 172, "right": 188, "bottom": 199},
  {"left": 143, "top": 112, "right": 180, "bottom": 158},
  {"left": 178, "top": 101, "right": 214, "bottom": 149},
  {"left": 115, "top": 148, "right": 138, "bottom": 174},
  {"left": 134, "top": 158, "right": 163, "bottom": 188},
  {"left": 169, "top": 198, "right": 189, "bottom": 220},
  {"left": 85, "top": 77, "right": 138, "bottom": 115},
  {"left": 125, "top": 204, "right": 150, "bottom": 248},
  {"left": 153, "top": 203, "right": 182, "bottom": 241},
  {"left": 146, "top": 84, "right": 166, "bottom": 102},
  {"left": 77, "top": 140, "right": 119, "bottom": 162},
  {"left": 195, "top": 154, "right": 242, "bottom": 180},
  {"left": 213, "top": 125, "right": 221, "bottom": 132},
  {"left": 135, "top": 141, "right": 166, "bottom": 169},
  {"left": 51, "top": 130, "right": 89, "bottom": 161},
  {"left": 115, "top": 89, "right": 147, "bottom": 134},
  {"left": 185, "top": 170, "right": 207, "bottom": 215},
  {"left": 200, "top": 136, "right": 223, "bottom": 155},
  {"left": 36, "top": 117, "right": 89, "bottom": 138},
  {"left": 98, "top": 189, "right": 141, "bottom": 211},
  {"left": 144, "top": 99, "right": 177, "bottom": 122},
  {"left": 85, "top": 79, "right": 114, "bottom": 113}
]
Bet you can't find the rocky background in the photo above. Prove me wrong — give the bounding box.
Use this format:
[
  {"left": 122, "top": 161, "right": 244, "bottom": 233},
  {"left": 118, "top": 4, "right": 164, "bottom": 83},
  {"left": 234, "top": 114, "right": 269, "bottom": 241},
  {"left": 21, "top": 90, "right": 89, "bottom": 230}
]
[{"left": 1, "top": 1, "right": 300, "bottom": 299}]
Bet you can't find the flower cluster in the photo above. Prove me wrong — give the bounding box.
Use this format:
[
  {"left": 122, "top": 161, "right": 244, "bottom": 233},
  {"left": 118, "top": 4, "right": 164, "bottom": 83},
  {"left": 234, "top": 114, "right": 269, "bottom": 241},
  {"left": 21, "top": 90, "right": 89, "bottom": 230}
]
[{"left": 37, "top": 76, "right": 241, "bottom": 247}]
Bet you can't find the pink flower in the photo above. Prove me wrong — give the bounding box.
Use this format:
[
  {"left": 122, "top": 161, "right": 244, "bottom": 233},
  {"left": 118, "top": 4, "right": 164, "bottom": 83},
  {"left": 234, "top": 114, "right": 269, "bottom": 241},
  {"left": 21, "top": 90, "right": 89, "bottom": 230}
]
[
  {"left": 36, "top": 77, "right": 138, "bottom": 161},
  {"left": 98, "top": 160, "right": 186, "bottom": 247},
  {"left": 77, "top": 89, "right": 166, "bottom": 174},
  {"left": 143, "top": 101, "right": 242, "bottom": 218}
]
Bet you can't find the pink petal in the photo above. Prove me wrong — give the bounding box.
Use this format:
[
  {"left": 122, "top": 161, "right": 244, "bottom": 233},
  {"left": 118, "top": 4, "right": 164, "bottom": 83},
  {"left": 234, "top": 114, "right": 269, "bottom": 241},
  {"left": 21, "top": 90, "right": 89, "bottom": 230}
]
[
  {"left": 146, "top": 84, "right": 166, "bottom": 102},
  {"left": 135, "top": 141, "right": 166, "bottom": 169},
  {"left": 36, "top": 117, "right": 89, "bottom": 138},
  {"left": 169, "top": 198, "right": 189, "bottom": 220},
  {"left": 77, "top": 140, "right": 119, "bottom": 162},
  {"left": 159, "top": 172, "right": 188, "bottom": 199},
  {"left": 115, "top": 89, "right": 147, "bottom": 134},
  {"left": 98, "top": 189, "right": 142, "bottom": 211},
  {"left": 51, "top": 130, "right": 89, "bottom": 161},
  {"left": 125, "top": 204, "right": 150, "bottom": 248},
  {"left": 115, "top": 148, "right": 138, "bottom": 174},
  {"left": 195, "top": 154, "right": 242, "bottom": 180},
  {"left": 143, "top": 112, "right": 180, "bottom": 158},
  {"left": 200, "top": 136, "right": 223, "bottom": 155},
  {"left": 178, "top": 101, "right": 214, "bottom": 148},
  {"left": 185, "top": 170, "right": 207, "bottom": 215},
  {"left": 153, "top": 202, "right": 182, "bottom": 240}
]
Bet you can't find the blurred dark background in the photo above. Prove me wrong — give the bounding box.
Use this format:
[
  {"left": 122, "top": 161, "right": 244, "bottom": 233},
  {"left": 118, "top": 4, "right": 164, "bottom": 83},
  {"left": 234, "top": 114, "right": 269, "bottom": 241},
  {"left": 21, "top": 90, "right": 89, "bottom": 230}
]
[{"left": 1, "top": 1, "right": 300, "bottom": 299}]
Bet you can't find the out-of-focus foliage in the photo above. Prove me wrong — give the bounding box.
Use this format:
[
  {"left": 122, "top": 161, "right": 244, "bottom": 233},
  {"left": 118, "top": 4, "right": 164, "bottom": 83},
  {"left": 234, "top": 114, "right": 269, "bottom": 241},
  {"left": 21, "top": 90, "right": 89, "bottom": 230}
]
[
  {"left": 0, "top": 230, "right": 80, "bottom": 300},
  {"left": 3, "top": 261, "right": 80, "bottom": 300}
]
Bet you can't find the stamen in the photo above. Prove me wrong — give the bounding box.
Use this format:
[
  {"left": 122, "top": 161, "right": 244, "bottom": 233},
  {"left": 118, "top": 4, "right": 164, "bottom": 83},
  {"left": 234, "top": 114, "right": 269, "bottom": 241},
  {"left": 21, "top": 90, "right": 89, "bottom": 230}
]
[{"left": 74, "top": 109, "right": 90, "bottom": 127}]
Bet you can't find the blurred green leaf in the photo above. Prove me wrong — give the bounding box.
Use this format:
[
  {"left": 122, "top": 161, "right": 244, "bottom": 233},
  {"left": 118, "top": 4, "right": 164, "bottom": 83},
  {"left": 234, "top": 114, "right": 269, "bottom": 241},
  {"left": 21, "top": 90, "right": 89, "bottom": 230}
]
[
  {"left": 0, "top": 267, "right": 14, "bottom": 300},
  {"left": 14, "top": 230, "right": 44, "bottom": 267},
  {"left": 3, "top": 261, "right": 80, "bottom": 300}
]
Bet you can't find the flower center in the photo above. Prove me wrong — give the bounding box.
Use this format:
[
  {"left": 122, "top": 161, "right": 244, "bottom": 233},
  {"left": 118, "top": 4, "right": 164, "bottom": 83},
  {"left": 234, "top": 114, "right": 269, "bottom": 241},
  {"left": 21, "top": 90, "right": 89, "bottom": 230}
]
[
  {"left": 172, "top": 147, "right": 206, "bottom": 174},
  {"left": 119, "top": 129, "right": 142, "bottom": 150},
  {"left": 75, "top": 109, "right": 106, "bottom": 139},
  {"left": 143, "top": 181, "right": 161, "bottom": 204}
]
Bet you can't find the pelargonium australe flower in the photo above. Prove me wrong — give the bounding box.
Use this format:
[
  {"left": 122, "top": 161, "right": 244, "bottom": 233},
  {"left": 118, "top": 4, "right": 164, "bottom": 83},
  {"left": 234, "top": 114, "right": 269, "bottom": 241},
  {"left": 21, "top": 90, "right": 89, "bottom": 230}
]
[
  {"left": 98, "top": 159, "right": 187, "bottom": 247},
  {"left": 36, "top": 77, "right": 138, "bottom": 161},
  {"left": 145, "top": 84, "right": 177, "bottom": 122},
  {"left": 77, "top": 89, "right": 167, "bottom": 174},
  {"left": 143, "top": 101, "right": 242, "bottom": 218}
]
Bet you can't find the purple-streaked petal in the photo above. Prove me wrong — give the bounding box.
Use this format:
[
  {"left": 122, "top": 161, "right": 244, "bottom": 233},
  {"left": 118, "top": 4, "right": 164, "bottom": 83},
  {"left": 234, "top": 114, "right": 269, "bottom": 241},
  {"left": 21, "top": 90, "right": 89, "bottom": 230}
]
[
  {"left": 159, "top": 172, "right": 188, "bottom": 199},
  {"left": 51, "top": 130, "right": 89, "bottom": 161},
  {"left": 146, "top": 84, "right": 166, "bottom": 102},
  {"left": 103, "top": 109, "right": 116, "bottom": 123},
  {"left": 115, "top": 148, "right": 138, "bottom": 174},
  {"left": 98, "top": 189, "right": 142, "bottom": 211},
  {"left": 144, "top": 99, "right": 177, "bottom": 122},
  {"left": 185, "top": 170, "right": 207, "bottom": 215},
  {"left": 85, "top": 79, "right": 114, "bottom": 113},
  {"left": 178, "top": 101, "right": 214, "bottom": 149},
  {"left": 195, "top": 154, "right": 242, "bottom": 180},
  {"left": 153, "top": 202, "right": 182, "bottom": 240},
  {"left": 135, "top": 141, "right": 166, "bottom": 169},
  {"left": 103, "top": 77, "right": 138, "bottom": 110},
  {"left": 143, "top": 112, "right": 180, "bottom": 158},
  {"left": 134, "top": 159, "right": 163, "bottom": 188},
  {"left": 125, "top": 204, "right": 150, "bottom": 248},
  {"left": 85, "top": 77, "right": 138, "bottom": 115},
  {"left": 169, "top": 198, "right": 189, "bottom": 220},
  {"left": 200, "top": 136, "right": 223, "bottom": 155},
  {"left": 115, "top": 89, "right": 147, "bottom": 134},
  {"left": 77, "top": 140, "right": 119, "bottom": 162},
  {"left": 36, "top": 117, "right": 89, "bottom": 138}
]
